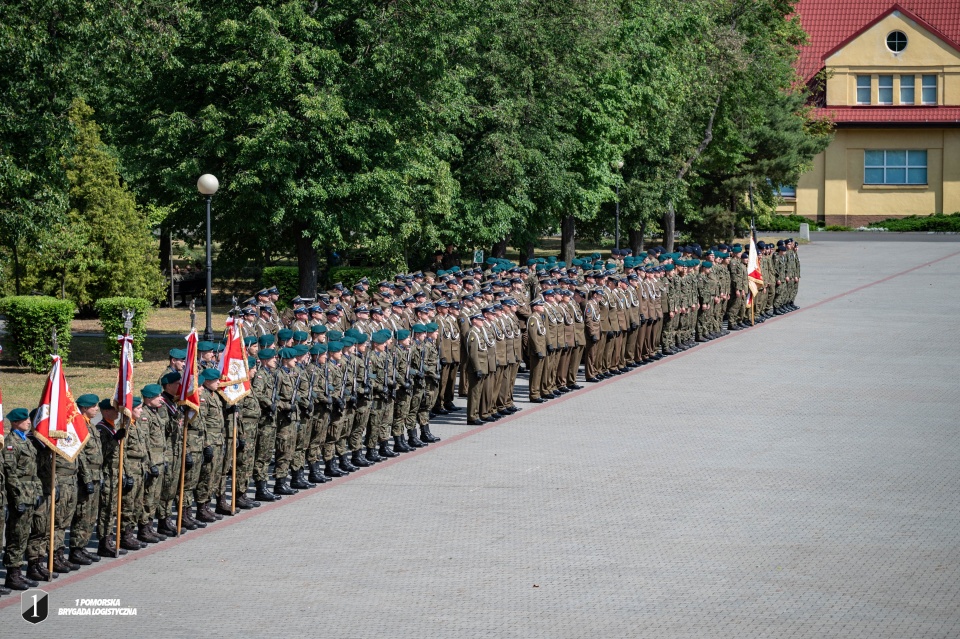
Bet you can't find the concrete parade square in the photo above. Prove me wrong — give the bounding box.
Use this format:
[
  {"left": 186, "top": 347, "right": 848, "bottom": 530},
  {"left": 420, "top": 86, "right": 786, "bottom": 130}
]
[{"left": 3, "top": 239, "right": 959, "bottom": 637}]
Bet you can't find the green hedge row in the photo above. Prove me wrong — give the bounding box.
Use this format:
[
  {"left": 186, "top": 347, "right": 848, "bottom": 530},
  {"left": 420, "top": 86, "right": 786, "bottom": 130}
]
[
  {"left": 756, "top": 214, "right": 816, "bottom": 233},
  {"left": 261, "top": 266, "right": 299, "bottom": 309},
  {"left": 868, "top": 212, "right": 960, "bottom": 232},
  {"left": 94, "top": 297, "right": 152, "bottom": 365},
  {"left": 325, "top": 266, "right": 392, "bottom": 289},
  {"left": 0, "top": 296, "right": 75, "bottom": 372}
]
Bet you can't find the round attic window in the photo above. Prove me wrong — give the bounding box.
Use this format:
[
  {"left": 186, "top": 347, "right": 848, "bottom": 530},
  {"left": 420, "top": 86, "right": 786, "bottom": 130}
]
[{"left": 886, "top": 30, "right": 907, "bottom": 52}]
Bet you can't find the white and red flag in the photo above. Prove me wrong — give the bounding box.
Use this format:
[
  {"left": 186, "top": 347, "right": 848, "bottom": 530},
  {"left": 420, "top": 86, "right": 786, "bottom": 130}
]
[
  {"left": 217, "top": 316, "right": 251, "bottom": 406},
  {"left": 746, "top": 232, "right": 764, "bottom": 307},
  {"left": 0, "top": 385, "right": 5, "bottom": 438},
  {"left": 33, "top": 355, "right": 90, "bottom": 461},
  {"left": 112, "top": 334, "right": 135, "bottom": 419},
  {"left": 179, "top": 328, "right": 201, "bottom": 415}
]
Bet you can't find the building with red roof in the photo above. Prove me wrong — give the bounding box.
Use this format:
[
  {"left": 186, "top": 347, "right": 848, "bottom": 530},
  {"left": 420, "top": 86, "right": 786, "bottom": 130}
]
[{"left": 790, "top": 1, "right": 960, "bottom": 226}]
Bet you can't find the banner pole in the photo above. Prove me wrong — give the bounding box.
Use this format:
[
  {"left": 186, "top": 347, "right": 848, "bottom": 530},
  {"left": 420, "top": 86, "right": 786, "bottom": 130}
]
[
  {"left": 48, "top": 455, "right": 56, "bottom": 580},
  {"left": 177, "top": 417, "right": 188, "bottom": 537},
  {"left": 231, "top": 410, "right": 238, "bottom": 515}
]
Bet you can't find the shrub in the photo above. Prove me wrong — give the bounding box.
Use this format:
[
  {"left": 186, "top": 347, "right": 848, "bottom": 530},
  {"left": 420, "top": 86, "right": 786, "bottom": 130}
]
[
  {"left": 94, "top": 297, "right": 151, "bottom": 364},
  {"left": 0, "top": 296, "right": 75, "bottom": 372},
  {"left": 867, "top": 212, "right": 960, "bottom": 232},
  {"left": 755, "top": 214, "right": 816, "bottom": 233},
  {"left": 261, "top": 266, "right": 299, "bottom": 309}
]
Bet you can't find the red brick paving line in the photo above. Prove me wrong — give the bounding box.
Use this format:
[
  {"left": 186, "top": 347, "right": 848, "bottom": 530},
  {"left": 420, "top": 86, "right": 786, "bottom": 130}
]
[{"left": 2, "top": 246, "right": 957, "bottom": 608}]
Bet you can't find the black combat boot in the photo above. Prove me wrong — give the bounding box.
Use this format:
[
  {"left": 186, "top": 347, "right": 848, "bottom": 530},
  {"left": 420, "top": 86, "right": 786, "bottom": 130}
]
[
  {"left": 255, "top": 480, "right": 279, "bottom": 502},
  {"left": 407, "top": 428, "right": 426, "bottom": 448},
  {"left": 339, "top": 453, "right": 359, "bottom": 472},
  {"left": 273, "top": 477, "right": 299, "bottom": 495},
  {"left": 393, "top": 435, "right": 413, "bottom": 452},
  {"left": 69, "top": 547, "right": 94, "bottom": 566},
  {"left": 290, "top": 468, "right": 313, "bottom": 489},
  {"left": 352, "top": 450, "right": 372, "bottom": 467},
  {"left": 379, "top": 441, "right": 399, "bottom": 458},
  {"left": 4, "top": 567, "right": 34, "bottom": 591},
  {"left": 182, "top": 505, "right": 204, "bottom": 529},
  {"left": 98, "top": 533, "right": 128, "bottom": 557},
  {"left": 137, "top": 522, "right": 161, "bottom": 543},
  {"left": 156, "top": 517, "right": 180, "bottom": 537},
  {"left": 52, "top": 548, "right": 76, "bottom": 573},
  {"left": 421, "top": 425, "right": 439, "bottom": 443},
  {"left": 308, "top": 461, "right": 330, "bottom": 483},
  {"left": 324, "top": 458, "right": 347, "bottom": 477},
  {"left": 27, "top": 558, "right": 58, "bottom": 581}
]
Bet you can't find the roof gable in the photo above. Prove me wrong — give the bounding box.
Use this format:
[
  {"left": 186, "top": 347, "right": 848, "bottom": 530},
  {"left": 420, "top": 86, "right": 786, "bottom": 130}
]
[{"left": 796, "top": 0, "right": 960, "bottom": 81}]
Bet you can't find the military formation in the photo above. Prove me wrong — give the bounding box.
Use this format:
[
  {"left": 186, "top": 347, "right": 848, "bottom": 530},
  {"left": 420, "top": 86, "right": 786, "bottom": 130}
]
[{"left": 1, "top": 238, "right": 800, "bottom": 593}]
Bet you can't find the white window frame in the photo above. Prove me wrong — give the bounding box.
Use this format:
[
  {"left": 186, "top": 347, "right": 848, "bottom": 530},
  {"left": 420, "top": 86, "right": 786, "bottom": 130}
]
[
  {"left": 864, "top": 150, "right": 927, "bottom": 186},
  {"left": 856, "top": 75, "right": 872, "bottom": 105},
  {"left": 899, "top": 75, "right": 915, "bottom": 104},
  {"left": 877, "top": 75, "right": 893, "bottom": 105},
  {"left": 921, "top": 75, "right": 937, "bottom": 105}
]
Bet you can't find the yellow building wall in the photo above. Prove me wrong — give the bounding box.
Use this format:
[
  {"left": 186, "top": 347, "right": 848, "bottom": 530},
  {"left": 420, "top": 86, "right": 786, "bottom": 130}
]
[
  {"left": 824, "top": 11, "right": 960, "bottom": 106},
  {"left": 797, "top": 129, "right": 958, "bottom": 225}
]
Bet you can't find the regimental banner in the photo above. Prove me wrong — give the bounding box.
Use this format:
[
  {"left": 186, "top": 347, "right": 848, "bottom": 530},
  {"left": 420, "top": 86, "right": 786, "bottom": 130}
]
[
  {"left": 217, "top": 317, "right": 251, "bottom": 406},
  {"left": 0, "top": 385, "right": 5, "bottom": 437},
  {"left": 32, "top": 356, "right": 90, "bottom": 462},
  {"left": 178, "top": 328, "right": 201, "bottom": 417},
  {"left": 746, "top": 232, "right": 764, "bottom": 307},
  {"left": 112, "top": 335, "right": 134, "bottom": 419}
]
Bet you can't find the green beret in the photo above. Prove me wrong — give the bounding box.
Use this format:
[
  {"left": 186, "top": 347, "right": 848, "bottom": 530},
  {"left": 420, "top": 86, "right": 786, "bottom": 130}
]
[
  {"left": 7, "top": 407, "right": 29, "bottom": 422},
  {"left": 310, "top": 343, "right": 327, "bottom": 355},
  {"left": 310, "top": 324, "right": 327, "bottom": 334},
  {"left": 327, "top": 330, "right": 343, "bottom": 341},
  {"left": 169, "top": 348, "right": 187, "bottom": 359},
  {"left": 133, "top": 397, "right": 143, "bottom": 408},
  {"left": 277, "top": 328, "right": 293, "bottom": 341},
  {"left": 243, "top": 336, "right": 258, "bottom": 346},
  {"left": 425, "top": 322, "right": 439, "bottom": 332},
  {"left": 341, "top": 336, "right": 356, "bottom": 346},
  {"left": 395, "top": 329, "right": 411, "bottom": 341},
  {"left": 412, "top": 323, "right": 427, "bottom": 334},
  {"left": 371, "top": 331, "right": 389, "bottom": 344},
  {"left": 293, "top": 330, "right": 308, "bottom": 342},
  {"left": 214, "top": 342, "right": 225, "bottom": 352},
  {"left": 141, "top": 384, "right": 162, "bottom": 399},
  {"left": 345, "top": 328, "right": 362, "bottom": 339},
  {"left": 247, "top": 356, "right": 257, "bottom": 369},
  {"left": 278, "top": 347, "right": 298, "bottom": 359},
  {"left": 98, "top": 398, "right": 114, "bottom": 410},
  {"left": 663, "top": 264, "right": 675, "bottom": 272},
  {"left": 701, "top": 261, "right": 712, "bottom": 269},
  {"left": 732, "top": 244, "right": 743, "bottom": 252},
  {"left": 353, "top": 333, "right": 368, "bottom": 344},
  {"left": 199, "top": 368, "right": 221, "bottom": 382},
  {"left": 258, "top": 334, "right": 276, "bottom": 348},
  {"left": 197, "top": 341, "right": 215, "bottom": 352},
  {"left": 258, "top": 348, "right": 277, "bottom": 360},
  {"left": 293, "top": 344, "right": 309, "bottom": 356},
  {"left": 327, "top": 341, "right": 344, "bottom": 353},
  {"left": 75, "top": 393, "right": 100, "bottom": 408},
  {"left": 161, "top": 371, "right": 182, "bottom": 386}
]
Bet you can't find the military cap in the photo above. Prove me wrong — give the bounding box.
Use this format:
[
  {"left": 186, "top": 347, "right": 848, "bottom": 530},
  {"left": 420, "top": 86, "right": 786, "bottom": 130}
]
[
  {"left": 259, "top": 348, "right": 277, "bottom": 360},
  {"left": 197, "top": 341, "right": 215, "bottom": 352},
  {"left": 294, "top": 306, "right": 308, "bottom": 315},
  {"left": 199, "top": 368, "right": 221, "bottom": 382},
  {"left": 293, "top": 330, "right": 309, "bottom": 342},
  {"left": 266, "top": 286, "right": 280, "bottom": 295},
  {"left": 76, "top": 393, "right": 100, "bottom": 408},
  {"left": 7, "top": 407, "right": 29, "bottom": 422},
  {"left": 258, "top": 303, "right": 273, "bottom": 311},
  {"left": 353, "top": 304, "right": 369, "bottom": 313},
  {"left": 325, "top": 307, "right": 341, "bottom": 316},
  {"left": 133, "top": 397, "right": 143, "bottom": 408},
  {"left": 160, "top": 371, "right": 182, "bottom": 386},
  {"left": 243, "top": 335, "right": 258, "bottom": 346},
  {"left": 247, "top": 356, "right": 257, "bottom": 369},
  {"left": 310, "top": 324, "right": 327, "bottom": 334},
  {"left": 370, "top": 306, "right": 383, "bottom": 315},
  {"left": 258, "top": 334, "right": 276, "bottom": 348},
  {"left": 242, "top": 296, "right": 257, "bottom": 307},
  {"left": 256, "top": 288, "right": 270, "bottom": 297},
  {"left": 469, "top": 312, "right": 484, "bottom": 321},
  {"left": 278, "top": 347, "right": 299, "bottom": 360},
  {"left": 98, "top": 398, "right": 114, "bottom": 410},
  {"left": 242, "top": 307, "right": 257, "bottom": 316},
  {"left": 141, "top": 384, "right": 162, "bottom": 399},
  {"left": 391, "top": 299, "right": 405, "bottom": 308},
  {"left": 413, "top": 290, "right": 426, "bottom": 298},
  {"left": 327, "top": 341, "right": 344, "bottom": 353},
  {"left": 531, "top": 298, "right": 545, "bottom": 306},
  {"left": 169, "top": 348, "right": 187, "bottom": 360}
]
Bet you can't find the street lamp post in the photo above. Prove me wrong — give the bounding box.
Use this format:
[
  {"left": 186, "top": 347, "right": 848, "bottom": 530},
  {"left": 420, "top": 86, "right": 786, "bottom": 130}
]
[
  {"left": 197, "top": 174, "right": 219, "bottom": 341},
  {"left": 612, "top": 160, "right": 624, "bottom": 251}
]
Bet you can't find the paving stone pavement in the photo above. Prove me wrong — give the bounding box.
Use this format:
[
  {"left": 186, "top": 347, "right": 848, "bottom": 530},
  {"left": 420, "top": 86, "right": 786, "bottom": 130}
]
[{"left": 3, "top": 241, "right": 960, "bottom": 638}]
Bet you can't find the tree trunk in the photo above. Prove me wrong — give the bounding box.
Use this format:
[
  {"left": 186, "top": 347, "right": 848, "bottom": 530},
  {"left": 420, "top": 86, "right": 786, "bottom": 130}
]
[
  {"left": 629, "top": 224, "right": 644, "bottom": 256},
  {"left": 560, "top": 215, "right": 576, "bottom": 265},
  {"left": 523, "top": 241, "right": 535, "bottom": 265},
  {"left": 491, "top": 237, "right": 508, "bottom": 259},
  {"left": 12, "top": 242, "right": 21, "bottom": 295},
  {"left": 664, "top": 201, "right": 676, "bottom": 253},
  {"left": 296, "top": 232, "right": 318, "bottom": 297},
  {"left": 159, "top": 227, "right": 172, "bottom": 274}
]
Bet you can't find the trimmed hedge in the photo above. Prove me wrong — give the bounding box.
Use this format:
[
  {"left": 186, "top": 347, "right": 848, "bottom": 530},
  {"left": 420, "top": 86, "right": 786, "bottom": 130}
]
[
  {"left": 867, "top": 212, "right": 960, "bottom": 232},
  {"left": 261, "top": 266, "right": 299, "bottom": 309},
  {"left": 0, "top": 296, "right": 75, "bottom": 372},
  {"left": 94, "top": 297, "right": 151, "bottom": 365},
  {"left": 756, "top": 214, "right": 816, "bottom": 233}
]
